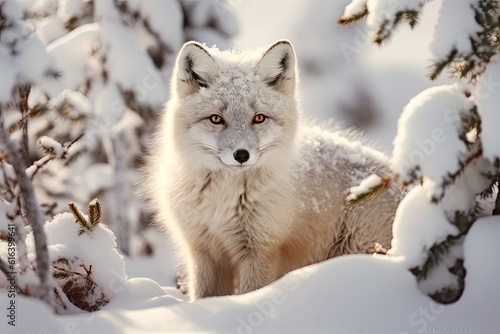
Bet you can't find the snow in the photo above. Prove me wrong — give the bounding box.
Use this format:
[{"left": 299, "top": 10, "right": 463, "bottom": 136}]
[
  {"left": 36, "top": 16, "right": 67, "bottom": 45},
  {"left": 0, "top": 0, "right": 55, "bottom": 103},
  {"left": 475, "top": 57, "right": 500, "bottom": 162},
  {"left": 342, "top": 0, "right": 367, "bottom": 19},
  {"left": 57, "top": 0, "right": 84, "bottom": 22},
  {"left": 98, "top": 16, "right": 167, "bottom": 109},
  {"left": 392, "top": 84, "right": 474, "bottom": 198},
  {"left": 126, "top": 0, "right": 184, "bottom": 52},
  {"left": 389, "top": 183, "right": 459, "bottom": 268},
  {"left": 50, "top": 89, "right": 92, "bottom": 116},
  {"left": 364, "top": 0, "right": 425, "bottom": 40},
  {"left": 44, "top": 23, "right": 100, "bottom": 96},
  {"left": 429, "top": 0, "right": 482, "bottom": 60},
  {"left": 37, "top": 136, "right": 66, "bottom": 158},
  {"left": 4, "top": 216, "right": 500, "bottom": 332}
]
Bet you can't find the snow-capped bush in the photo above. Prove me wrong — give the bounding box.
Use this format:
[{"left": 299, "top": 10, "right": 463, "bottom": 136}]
[
  {"left": 341, "top": 0, "right": 500, "bottom": 303},
  {"left": 26, "top": 199, "right": 127, "bottom": 312}
]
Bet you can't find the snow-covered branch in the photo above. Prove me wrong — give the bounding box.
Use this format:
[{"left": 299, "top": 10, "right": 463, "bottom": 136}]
[{"left": 0, "top": 112, "right": 52, "bottom": 307}]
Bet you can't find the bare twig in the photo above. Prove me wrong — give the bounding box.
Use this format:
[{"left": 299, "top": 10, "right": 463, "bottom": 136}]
[
  {"left": 0, "top": 109, "right": 53, "bottom": 307},
  {"left": 19, "top": 86, "right": 30, "bottom": 166}
]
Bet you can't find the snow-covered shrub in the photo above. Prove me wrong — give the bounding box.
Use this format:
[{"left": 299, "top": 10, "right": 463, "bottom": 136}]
[
  {"left": 30, "top": 199, "right": 126, "bottom": 313},
  {"left": 341, "top": 0, "right": 500, "bottom": 303}
]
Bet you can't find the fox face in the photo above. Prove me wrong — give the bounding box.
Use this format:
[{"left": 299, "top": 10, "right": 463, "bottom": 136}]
[{"left": 169, "top": 41, "right": 299, "bottom": 172}]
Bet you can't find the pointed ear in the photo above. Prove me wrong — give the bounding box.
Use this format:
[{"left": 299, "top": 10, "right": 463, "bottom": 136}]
[
  {"left": 255, "top": 40, "right": 297, "bottom": 96},
  {"left": 174, "top": 41, "right": 218, "bottom": 98}
]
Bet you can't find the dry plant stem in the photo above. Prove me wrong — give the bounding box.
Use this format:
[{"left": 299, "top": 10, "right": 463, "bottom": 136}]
[
  {"left": 0, "top": 110, "right": 52, "bottom": 307},
  {"left": 18, "top": 86, "right": 30, "bottom": 166}
]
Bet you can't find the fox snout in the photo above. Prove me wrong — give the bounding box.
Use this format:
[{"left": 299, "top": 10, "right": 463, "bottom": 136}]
[
  {"left": 219, "top": 147, "right": 258, "bottom": 168},
  {"left": 233, "top": 149, "right": 250, "bottom": 164}
]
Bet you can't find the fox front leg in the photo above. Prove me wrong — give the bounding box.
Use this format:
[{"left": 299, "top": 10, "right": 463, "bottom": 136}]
[
  {"left": 237, "top": 250, "right": 275, "bottom": 294},
  {"left": 187, "top": 246, "right": 235, "bottom": 300}
]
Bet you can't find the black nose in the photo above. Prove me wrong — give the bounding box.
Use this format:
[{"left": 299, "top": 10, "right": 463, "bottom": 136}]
[{"left": 233, "top": 149, "right": 250, "bottom": 164}]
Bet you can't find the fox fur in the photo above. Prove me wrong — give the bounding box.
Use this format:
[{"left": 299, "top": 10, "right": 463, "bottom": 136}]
[{"left": 145, "top": 40, "right": 403, "bottom": 300}]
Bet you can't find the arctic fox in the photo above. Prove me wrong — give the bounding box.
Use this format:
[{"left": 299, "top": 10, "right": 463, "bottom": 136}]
[{"left": 146, "top": 40, "right": 402, "bottom": 300}]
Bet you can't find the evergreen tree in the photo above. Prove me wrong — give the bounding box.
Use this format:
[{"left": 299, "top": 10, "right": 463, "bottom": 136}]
[{"left": 341, "top": 0, "right": 500, "bottom": 303}]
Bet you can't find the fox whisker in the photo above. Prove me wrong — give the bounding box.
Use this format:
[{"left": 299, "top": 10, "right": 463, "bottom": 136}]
[
  {"left": 258, "top": 143, "right": 277, "bottom": 152},
  {"left": 200, "top": 144, "right": 221, "bottom": 154}
]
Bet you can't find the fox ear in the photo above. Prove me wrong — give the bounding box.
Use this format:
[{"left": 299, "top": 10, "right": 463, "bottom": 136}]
[
  {"left": 256, "top": 40, "right": 296, "bottom": 96},
  {"left": 175, "top": 42, "right": 218, "bottom": 98}
]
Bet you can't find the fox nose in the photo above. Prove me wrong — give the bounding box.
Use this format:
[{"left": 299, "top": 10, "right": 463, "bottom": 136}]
[{"left": 233, "top": 149, "right": 250, "bottom": 164}]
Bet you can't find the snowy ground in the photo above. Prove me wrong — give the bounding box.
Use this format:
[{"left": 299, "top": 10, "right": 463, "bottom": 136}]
[{"left": 4, "top": 216, "right": 500, "bottom": 333}]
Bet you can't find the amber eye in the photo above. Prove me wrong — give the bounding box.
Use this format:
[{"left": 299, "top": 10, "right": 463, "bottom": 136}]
[
  {"left": 253, "top": 114, "right": 266, "bottom": 124},
  {"left": 209, "top": 114, "right": 224, "bottom": 124}
]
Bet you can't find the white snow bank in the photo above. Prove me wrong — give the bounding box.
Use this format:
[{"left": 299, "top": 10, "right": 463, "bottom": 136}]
[{"left": 6, "top": 216, "right": 500, "bottom": 333}]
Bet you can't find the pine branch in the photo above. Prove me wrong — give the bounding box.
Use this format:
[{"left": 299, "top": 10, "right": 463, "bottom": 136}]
[
  {"left": 410, "top": 237, "right": 457, "bottom": 280},
  {"left": 338, "top": 5, "right": 368, "bottom": 25},
  {"left": 69, "top": 199, "right": 102, "bottom": 235},
  {"left": 430, "top": 49, "right": 458, "bottom": 80},
  {"left": 346, "top": 175, "right": 394, "bottom": 205},
  {"left": 0, "top": 109, "right": 53, "bottom": 307},
  {"left": 87, "top": 199, "right": 101, "bottom": 226},
  {"left": 68, "top": 202, "right": 89, "bottom": 235}
]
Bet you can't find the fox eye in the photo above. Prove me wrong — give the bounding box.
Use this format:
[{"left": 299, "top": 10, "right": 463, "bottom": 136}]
[
  {"left": 209, "top": 114, "right": 224, "bottom": 124},
  {"left": 253, "top": 114, "right": 266, "bottom": 124},
  {"left": 198, "top": 81, "right": 208, "bottom": 88}
]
